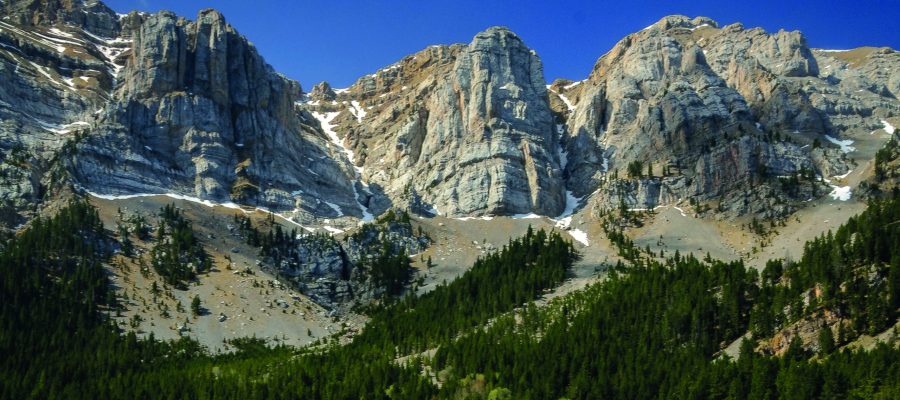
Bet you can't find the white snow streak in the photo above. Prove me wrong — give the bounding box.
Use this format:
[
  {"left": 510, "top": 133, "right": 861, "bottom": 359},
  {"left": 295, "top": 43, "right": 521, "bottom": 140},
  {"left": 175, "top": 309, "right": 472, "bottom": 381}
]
[
  {"left": 348, "top": 100, "right": 367, "bottom": 123},
  {"left": 323, "top": 226, "right": 344, "bottom": 235},
  {"left": 563, "top": 80, "right": 585, "bottom": 90},
  {"left": 567, "top": 229, "right": 590, "bottom": 246},
  {"left": 453, "top": 216, "right": 495, "bottom": 221},
  {"left": 546, "top": 85, "right": 576, "bottom": 112},
  {"left": 85, "top": 190, "right": 325, "bottom": 232},
  {"left": 511, "top": 213, "right": 542, "bottom": 219},
  {"left": 824, "top": 135, "right": 856, "bottom": 153},
  {"left": 324, "top": 201, "right": 344, "bottom": 216},
  {"left": 833, "top": 169, "right": 852, "bottom": 180},
  {"left": 311, "top": 111, "right": 374, "bottom": 222}
]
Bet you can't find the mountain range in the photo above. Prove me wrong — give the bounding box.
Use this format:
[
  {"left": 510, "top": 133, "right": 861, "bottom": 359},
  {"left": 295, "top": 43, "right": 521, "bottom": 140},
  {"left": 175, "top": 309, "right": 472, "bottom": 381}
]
[
  {"left": 2, "top": 1, "right": 900, "bottom": 398},
  {"left": 0, "top": 0, "right": 896, "bottom": 233}
]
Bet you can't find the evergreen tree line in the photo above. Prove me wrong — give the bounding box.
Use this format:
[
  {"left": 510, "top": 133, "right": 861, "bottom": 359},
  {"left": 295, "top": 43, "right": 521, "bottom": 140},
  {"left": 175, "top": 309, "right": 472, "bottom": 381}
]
[
  {"left": 750, "top": 196, "right": 900, "bottom": 339},
  {"left": 1, "top": 197, "right": 899, "bottom": 398},
  {"left": 149, "top": 204, "right": 211, "bottom": 288},
  {"left": 353, "top": 226, "right": 578, "bottom": 355},
  {"left": 427, "top": 196, "right": 900, "bottom": 399},
  {"left": 0, "top": 201, "right": 209, "bottom": 399}
]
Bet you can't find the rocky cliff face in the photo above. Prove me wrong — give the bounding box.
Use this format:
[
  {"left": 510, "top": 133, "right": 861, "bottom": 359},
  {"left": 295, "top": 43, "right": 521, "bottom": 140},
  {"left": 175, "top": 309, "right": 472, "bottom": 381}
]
[
  {"left": 0, "top": 0, "right": 130, "bottom": 226},
  {"left": 0, "top": 2, "right": 898, "bottom": 229},
  {"left": 307, "top": 27, "right": 565, "bottom": 217},
  {"left": 69, "top": 8, "right": 372, "bottom": 223},
  {"left": 560, "top": 15, "right": 897, "bottom": 218},
  {"left": 258, "top": 216, "right": 430, "bottom": 311},
  {"left": 2, "top": 0, "right": 120, "bottom": 37}
]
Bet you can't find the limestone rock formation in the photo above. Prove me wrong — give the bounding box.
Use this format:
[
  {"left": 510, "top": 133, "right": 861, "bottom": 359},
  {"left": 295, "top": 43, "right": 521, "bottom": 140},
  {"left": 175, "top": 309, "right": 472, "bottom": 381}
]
[
  {"left": 562, "top": 15, "right": 897, "bottom": 218},
  {"left": 261, "top": 215, "right": 430, "bottom": 311},
  {"left": 0, "top": 2, "right": 898, "bottom": 230},
  {"left": 69, "top": 9, "right": 369, "bottom": 222},
  {"left": 308, "top": 27, "right": 565, "bottom": 217},
  {"left": 0, "top": 0, "right": 129, "bottom": 226}
]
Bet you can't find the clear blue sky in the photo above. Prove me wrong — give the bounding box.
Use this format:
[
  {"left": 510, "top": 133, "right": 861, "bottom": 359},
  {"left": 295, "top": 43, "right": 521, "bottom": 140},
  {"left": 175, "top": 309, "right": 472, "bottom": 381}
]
[{"left": 107, "top": 0, "right": 900, "bottom": 90}]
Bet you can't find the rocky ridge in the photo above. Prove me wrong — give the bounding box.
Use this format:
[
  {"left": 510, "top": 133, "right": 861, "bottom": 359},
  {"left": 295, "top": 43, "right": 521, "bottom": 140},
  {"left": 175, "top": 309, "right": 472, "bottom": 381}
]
[
  {"left": 0, "top": 0, "right": 131, "bottom": 226},
  {"left": 0, "top": 2, "right": 896, "bottom": 231},
  {"left": 559, "top": 16, "right": 897, "bottom": 217},
  {"left": 306, "top": 27, "right": 566, "bottom": 217},
  {"left": 69, "top": 8, "right": 376, "bottom": 225},
  {"left": 246, "top": 214, "right": 430, "bottom": 310}
]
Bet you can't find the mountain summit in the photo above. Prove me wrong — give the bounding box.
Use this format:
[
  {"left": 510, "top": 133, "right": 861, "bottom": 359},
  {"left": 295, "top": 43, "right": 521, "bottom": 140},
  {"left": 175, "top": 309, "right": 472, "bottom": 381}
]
[{"left": 0, "top": 3, "right": 897, "bottom": 230}]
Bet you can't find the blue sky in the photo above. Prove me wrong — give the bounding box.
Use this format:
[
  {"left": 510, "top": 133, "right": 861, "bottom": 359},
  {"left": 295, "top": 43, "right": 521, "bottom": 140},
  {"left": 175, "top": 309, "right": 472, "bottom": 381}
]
[{"left": 107, "top": 0, "right": 900, "bottom": 90}]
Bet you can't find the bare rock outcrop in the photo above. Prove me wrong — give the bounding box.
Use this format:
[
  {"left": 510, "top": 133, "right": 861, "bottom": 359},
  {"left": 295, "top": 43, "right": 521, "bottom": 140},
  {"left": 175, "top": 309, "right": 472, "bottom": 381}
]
[
  {"left": 308, "top": 27, "right": 565, "bottom": 217},
  {"left": 70, "top": 9, "right": 367, "bottom": 221}
]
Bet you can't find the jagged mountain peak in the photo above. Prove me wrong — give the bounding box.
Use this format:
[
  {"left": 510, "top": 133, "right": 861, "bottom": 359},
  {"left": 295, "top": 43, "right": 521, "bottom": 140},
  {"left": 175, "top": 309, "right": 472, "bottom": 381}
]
[
  {"left": 642, "top": 15, "right": 719, "bottom": 32},
  {"left": 309, "top": 81, "right": 336, "bottom": 102},
  {"left": 197, "top": 7, "right": 225, "bottom": 19},
  {"left": 0, "top": 0, "right": 896, "bottom": 230},
  {"left": 1, "top": 0, "right": 120, "bottom": 37},
  {"left": 558, "top": 11, "right": 897, "bottom": 218},
  {"left": 66, "top": 3, "right": 379, "bottom": 226},
  {"left": 470, "top": 25, "right": 522, "bottom": 44},
  {"left": 303, "top": 20, "right": 564, "bottom": 217},
  {"left": 337, "top": 25, "right": 534, "bottom": 102}
]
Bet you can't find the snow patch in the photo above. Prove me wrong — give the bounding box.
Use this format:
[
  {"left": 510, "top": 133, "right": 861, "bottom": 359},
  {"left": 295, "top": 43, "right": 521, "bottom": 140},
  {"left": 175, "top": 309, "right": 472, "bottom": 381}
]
[
  {"left": 689, "top": 23, "right": 710, "bottom": 31},
  {"left": 558, "top": 190, "right": 582, "bottom": 219},
  {"left": 0, "top": 21, "right": 81, "bottom": 53},
  {"left": 511, "top": 213, "right": 542, "bottom": 219},
  {"left": 567, "top": 229, "right": 589, "bottom": 246},
  {"left": 348, "top": 100, "right": 367, "bottom": 123},
  {"left": 310, "top": 111, "right": 373, "bottom": 222},
  {"left": 558, "top": 93, "right": 575, "bottom": 112},
  {"left": 48, "top": 28, "right": 74, "bottom": 38},
  {"left": 547, "top": 85, "right": 576, "bottom": 112},
  {"left": 323, "top": 226, "right": 344, "bottom": 235},
  {"left": 324, "top": 201, "right": 344, "bottom": 216},
  {"left": 881, "top": 120, "right": 895, "bottom": 135},
  {"left": 828, "top": 185, "right": 852, "bottom": 201},
  {"left": 453, "top": 216, "right": 495, "bottom": 221},
  {"left": 28, "top": 115, "right": 86, "bottom": 134},
  {"left": 28, "top": 61, "right": 66, "bottom": 88},
  {"left": 833, "top": 169, "right": 852, "bottom": 180},
  {"left": 88, "top": 191, "right": 217, "bottom": 207},
  {"left": 86, "top": 190, "right": 323, "bottom": 231},
  {"left": 424, "top": 204, "right": 441, "bottom": 217},
  {"left": 824, "top": 135, "right": 855, "bottom": 153},
  {"left": 312, "top": 111, "right": 360, "bottom": 171},
  {"left": 563, "top": 80, "right": 584, "bottom": 90}
]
